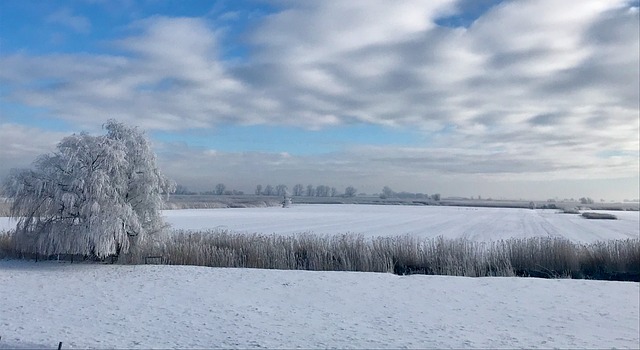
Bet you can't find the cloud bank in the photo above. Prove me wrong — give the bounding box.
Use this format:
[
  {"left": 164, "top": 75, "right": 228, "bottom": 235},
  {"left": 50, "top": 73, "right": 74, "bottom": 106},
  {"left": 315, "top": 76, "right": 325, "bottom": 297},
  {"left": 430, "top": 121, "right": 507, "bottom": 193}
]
[{"left": 1, "top": 0, "right": 638, "bottom": 198}]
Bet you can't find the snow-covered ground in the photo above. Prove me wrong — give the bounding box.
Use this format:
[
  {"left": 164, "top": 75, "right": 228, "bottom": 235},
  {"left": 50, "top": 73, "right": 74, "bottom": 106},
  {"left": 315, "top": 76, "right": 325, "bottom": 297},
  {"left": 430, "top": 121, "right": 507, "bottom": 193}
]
[
  {"left": 163, "top": 205, "right": 638, "bottom": 243},
  {"left": 2, "top": 204, "right": 638, "bottom": 243},
  {"left": 0, "top": 260, "right": 638, "bottom": 349},
  {"left": 2, "top": 206, "right": 638, "bottom": 349}
]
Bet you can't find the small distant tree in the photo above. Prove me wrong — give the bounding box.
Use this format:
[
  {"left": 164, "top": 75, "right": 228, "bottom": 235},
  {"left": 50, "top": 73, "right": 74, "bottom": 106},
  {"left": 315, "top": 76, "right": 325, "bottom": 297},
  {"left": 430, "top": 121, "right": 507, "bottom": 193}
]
[
  {"left": 431, "top": 193, "right": 441, "bottom": 201},
  {"left": 215, "top": 183, "right": 226, "bottom": 195},
  {"left": 255, "top": 184, "right": 263, "bottom": 195},
  {"left": 292, "top": 184, "right": 304, "bottom": 196},
  {"left": 330, "top": 187, "right": 337, "bottom": 197},
  {"left": 344, "top": 186, "right": 357, "bottom": 197},
  {"left": 306, "top": 184, "right": 315, "bottom": 197},
  {"left": 174, "top": 184, "right": 194, "bottom": 195},
  {"left": 264, "top": 184, "right": 274, "bottom": 196},
  {"left": 2, "top": 120, "right": 174, "bottom": 259},
  {"left": 275, "top": 184, "right": 288, "bottom": 196},
  {"left": 381, "top": 186, "right": 395, "bottom": 199},
  {"left": 579, "top": 197, "right": 594, "bottom": 205},
  {"left": 316, "top": 185, "right": 330, "bottom": 197}
]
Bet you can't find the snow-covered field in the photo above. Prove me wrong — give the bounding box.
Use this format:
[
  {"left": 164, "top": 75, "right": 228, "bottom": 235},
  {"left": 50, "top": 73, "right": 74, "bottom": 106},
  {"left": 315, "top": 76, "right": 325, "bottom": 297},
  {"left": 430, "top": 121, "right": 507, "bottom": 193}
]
[
  {"left": 2, "top": 204, "right": 638, "bottom": 243},
  {"left": 1, "top": 205, "right": 639, "bottom": 348},
  {"left": 161, "top": 205, "right": 639, "bottom": 243},
  {"left": 1, "top": 260, "right": 638, "bottom": 349}
]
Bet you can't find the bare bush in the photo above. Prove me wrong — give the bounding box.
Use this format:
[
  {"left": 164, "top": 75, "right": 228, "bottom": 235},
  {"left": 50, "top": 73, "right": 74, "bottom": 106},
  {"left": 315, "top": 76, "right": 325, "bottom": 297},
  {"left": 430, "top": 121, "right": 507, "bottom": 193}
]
[
  {"left": 581, "top": 212, "right": 617, "bottom": 220},
  {"left": 560, "top": 207, "right": 580, "bottom": 214}
]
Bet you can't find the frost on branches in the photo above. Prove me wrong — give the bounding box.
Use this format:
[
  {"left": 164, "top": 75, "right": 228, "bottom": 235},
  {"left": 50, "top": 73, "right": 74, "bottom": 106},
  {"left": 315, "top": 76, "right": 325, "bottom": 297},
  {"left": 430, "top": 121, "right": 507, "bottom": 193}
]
[{"left": 2, "top": 120, "right": 175, "bottom": 258}]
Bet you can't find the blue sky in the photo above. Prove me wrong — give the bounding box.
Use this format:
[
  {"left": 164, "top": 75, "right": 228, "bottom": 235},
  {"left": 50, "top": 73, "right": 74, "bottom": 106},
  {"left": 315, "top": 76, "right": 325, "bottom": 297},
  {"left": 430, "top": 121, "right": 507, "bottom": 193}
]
[
  {"left": 152, "top": 123, "right": 426, "bottom": 154},
  {"left": 1, "top": 0, "right": 638, "bottom": 200}
]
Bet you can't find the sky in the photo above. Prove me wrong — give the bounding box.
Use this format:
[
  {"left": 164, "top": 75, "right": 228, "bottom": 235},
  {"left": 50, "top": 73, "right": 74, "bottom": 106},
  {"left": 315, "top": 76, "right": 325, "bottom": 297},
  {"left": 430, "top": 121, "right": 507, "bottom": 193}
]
[{"left": 0, "top": 0, "right": 638, "bottom": 201}]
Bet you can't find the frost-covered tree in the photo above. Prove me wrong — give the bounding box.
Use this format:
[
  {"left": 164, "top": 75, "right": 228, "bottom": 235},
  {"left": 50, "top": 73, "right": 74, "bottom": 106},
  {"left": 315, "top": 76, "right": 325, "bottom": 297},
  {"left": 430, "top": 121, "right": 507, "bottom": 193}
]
[
  {"left": 344, "top": 186, "right": 357, "bottom": 197},
  {"left": 255, "top": 184, "right": 263, "bottom": 195},
  {"left": 316, "top": 185, "right": 331, "bottom": 197},
  {"left": 215, "top": 183, "right": 226, "bottom": 195},
  {"left": 380, "top": 186, "right": 395, "bottom": 199},
  {"left": 174, "top": 184, "right": 194, "bottom": 195},
  {"left": 263, "top": 184, "right": 274, "bottom": 196},
  {"left": 2, "top": 120, "right": 174, "bottom": 259},
  {"left": 579, "top": 197, "right": 594, "bottom": 205},
  {"left": 306, "top": 184, "right": 315, "bottom": 197},
  {"left": 292, "top": 184, "right": 304, "bottom": 196},
  {"left": 275, "top": 184, "right": 288, "bottom": 196}
]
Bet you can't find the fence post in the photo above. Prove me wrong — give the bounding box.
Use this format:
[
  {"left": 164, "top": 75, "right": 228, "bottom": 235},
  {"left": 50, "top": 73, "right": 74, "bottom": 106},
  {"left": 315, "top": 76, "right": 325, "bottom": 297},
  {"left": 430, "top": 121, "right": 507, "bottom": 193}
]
[{"left": 58, "top": 341, "right": 63, "bottom": 350}]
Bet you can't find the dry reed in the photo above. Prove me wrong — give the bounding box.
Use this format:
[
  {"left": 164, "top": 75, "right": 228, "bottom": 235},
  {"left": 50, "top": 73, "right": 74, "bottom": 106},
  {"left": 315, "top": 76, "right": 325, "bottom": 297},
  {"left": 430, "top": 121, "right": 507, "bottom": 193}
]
[{"left": 2, "top": 228, "right": 638, "bottom": 281}]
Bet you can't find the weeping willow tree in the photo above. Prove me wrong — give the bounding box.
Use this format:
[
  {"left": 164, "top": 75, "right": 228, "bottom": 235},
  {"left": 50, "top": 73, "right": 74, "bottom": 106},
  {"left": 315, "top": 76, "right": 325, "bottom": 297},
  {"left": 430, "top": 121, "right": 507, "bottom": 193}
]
[{"left": 2, "top": 120, "right": 175, "bottom": 259}]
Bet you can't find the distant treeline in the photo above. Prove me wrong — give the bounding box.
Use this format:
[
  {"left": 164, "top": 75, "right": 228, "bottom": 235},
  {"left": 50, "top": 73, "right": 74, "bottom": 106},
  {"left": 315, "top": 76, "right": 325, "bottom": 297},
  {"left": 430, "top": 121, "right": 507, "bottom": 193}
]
[
  {"left": 176, "top": 183, "right": 360, "bottom": 197},
  {"left": 174, "top": 184, "right": 441, "bottom": 200}
]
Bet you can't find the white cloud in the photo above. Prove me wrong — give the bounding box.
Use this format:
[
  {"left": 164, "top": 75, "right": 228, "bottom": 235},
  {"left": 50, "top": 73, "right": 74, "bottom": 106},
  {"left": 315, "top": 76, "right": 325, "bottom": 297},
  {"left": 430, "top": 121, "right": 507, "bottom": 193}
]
[
  {"left": 250, "top": 1, "right": 456, "bottom": 63},
  {"left": 0, "top": 124, "right": 69, "bottom": 178},
  {"left": 1, "top": 17, "right": 250, "bottom": 131},
  {"left": 0, "top": 0, "right": 638, "bottom": 193}
]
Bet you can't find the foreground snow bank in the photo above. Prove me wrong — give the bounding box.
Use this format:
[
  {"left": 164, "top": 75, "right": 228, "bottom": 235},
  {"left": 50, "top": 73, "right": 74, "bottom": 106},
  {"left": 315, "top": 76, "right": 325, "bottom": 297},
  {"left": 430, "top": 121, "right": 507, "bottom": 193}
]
[{"left": 1, "top": 261, "right": 638, "bottom": 349}]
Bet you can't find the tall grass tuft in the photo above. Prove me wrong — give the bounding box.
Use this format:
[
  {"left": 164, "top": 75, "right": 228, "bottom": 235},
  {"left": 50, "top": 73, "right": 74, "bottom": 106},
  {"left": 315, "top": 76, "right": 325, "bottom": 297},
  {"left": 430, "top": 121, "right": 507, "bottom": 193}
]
[
  {"left": 0, "top": 230, "right": 14, "bottom": 259},
  {"left": 578, "top": 239, "right": 640, "bottom": 280},
  {"left": 499, "top": 237, "right": 580, "bottom": 278},
  {"left": 0, "top": 198, "right": 12, "bottom": 217}
]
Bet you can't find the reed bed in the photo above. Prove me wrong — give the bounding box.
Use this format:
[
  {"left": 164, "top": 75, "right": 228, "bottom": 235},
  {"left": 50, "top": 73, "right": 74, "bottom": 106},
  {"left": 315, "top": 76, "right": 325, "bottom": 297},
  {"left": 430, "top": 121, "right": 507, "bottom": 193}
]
[
  {"left": 127, "top": 230, "right": 639, "bottom": 281},
  {"left": 2, "top": 229, "right": 638, "bottom": 281}
]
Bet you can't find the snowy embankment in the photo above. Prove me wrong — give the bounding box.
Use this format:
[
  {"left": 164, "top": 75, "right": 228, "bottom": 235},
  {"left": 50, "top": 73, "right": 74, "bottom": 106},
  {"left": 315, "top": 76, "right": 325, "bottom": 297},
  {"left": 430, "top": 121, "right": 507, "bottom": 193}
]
[
  {"left": 0, "top": 260, "right": 638, "bottom": 349},
  {"left": 160, "top": 205, "right": 640, "bottom": 243}
]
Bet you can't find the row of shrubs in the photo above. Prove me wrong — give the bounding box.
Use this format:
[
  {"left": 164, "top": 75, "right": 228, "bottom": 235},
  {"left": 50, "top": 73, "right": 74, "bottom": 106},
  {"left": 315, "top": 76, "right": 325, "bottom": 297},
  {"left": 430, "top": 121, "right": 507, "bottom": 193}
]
[
  {"left": 3, "top": 229, "right": 637, "bottom": 281},
  {"left": 581, "top": 212, "right": 617, "bottom": 220}
]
